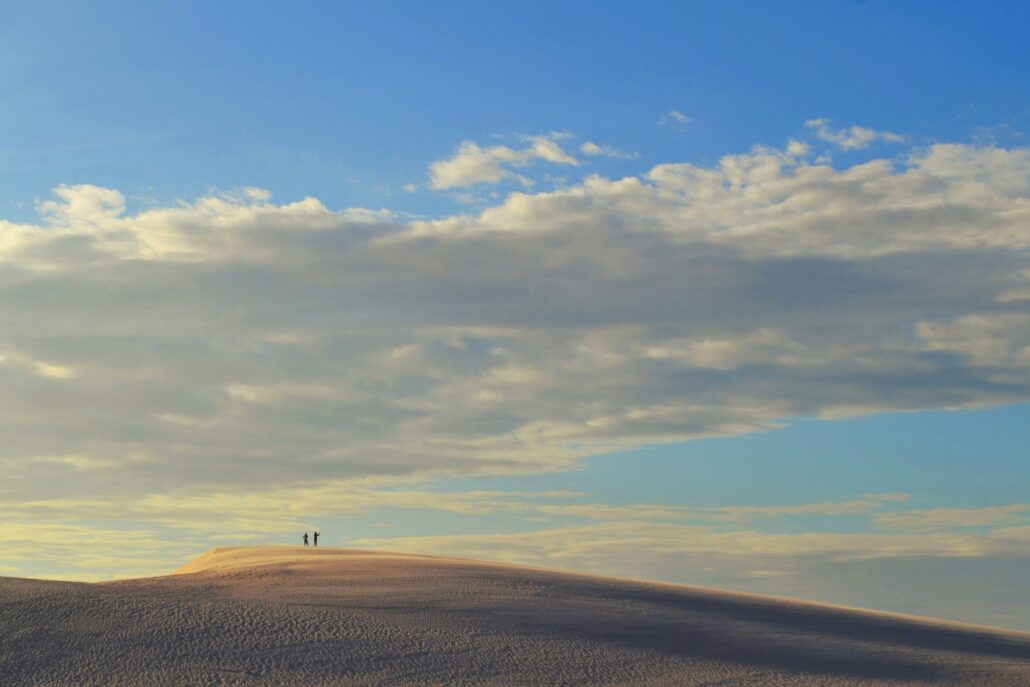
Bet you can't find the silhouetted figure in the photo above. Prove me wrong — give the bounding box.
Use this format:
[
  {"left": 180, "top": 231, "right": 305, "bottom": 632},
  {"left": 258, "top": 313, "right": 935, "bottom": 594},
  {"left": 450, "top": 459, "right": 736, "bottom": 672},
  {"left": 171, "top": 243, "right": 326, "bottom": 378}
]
[
  {"left": 314, "top": 531, "right": 320, "bottom": 547},
  {"left": 303, "top": 532, "right": 309, "bottom": 546}
]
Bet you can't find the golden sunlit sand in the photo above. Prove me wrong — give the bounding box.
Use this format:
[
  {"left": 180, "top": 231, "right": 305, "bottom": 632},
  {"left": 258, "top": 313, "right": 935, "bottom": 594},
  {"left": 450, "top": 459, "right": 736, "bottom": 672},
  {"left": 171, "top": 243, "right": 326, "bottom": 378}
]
[{"left": 1, "top": 546, "right": 1027, "bottom": 685}]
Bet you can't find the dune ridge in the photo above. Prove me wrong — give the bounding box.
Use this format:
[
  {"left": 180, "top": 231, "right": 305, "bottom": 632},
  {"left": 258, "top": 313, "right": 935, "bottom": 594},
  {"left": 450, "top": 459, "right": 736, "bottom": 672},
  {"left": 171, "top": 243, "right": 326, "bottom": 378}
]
[{"left": 1, "top": 546, "right": 1028, "bottom": 686}]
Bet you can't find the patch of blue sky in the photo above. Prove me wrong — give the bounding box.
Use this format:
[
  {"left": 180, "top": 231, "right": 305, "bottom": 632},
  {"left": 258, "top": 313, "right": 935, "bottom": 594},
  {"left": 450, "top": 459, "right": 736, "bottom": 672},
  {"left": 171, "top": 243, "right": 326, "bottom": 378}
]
[
  {"left": 4, "top": 1, "right": 1030, "bottom": 219},
  {"left": 419, "top": 404, "right": 1030, "bottom": 511}
]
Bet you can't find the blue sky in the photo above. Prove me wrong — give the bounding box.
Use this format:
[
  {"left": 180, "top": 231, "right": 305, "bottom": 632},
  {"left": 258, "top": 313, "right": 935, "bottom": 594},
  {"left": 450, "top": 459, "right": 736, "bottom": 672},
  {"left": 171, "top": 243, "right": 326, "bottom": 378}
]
[
  {"left": 4, "top": 1, "right": 1028, "bottom": 216},
  {"left": 1, "top": 2, "right": 1028, "bottom": 630}
]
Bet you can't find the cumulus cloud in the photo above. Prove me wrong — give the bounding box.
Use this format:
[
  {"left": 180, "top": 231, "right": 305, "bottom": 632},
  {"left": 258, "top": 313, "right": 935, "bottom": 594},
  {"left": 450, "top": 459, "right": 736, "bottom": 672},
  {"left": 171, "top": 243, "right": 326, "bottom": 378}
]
[
  {"left": 0, "top": 133, "right": 1028, "bottom": 536},
  {"left": 428, "top": 133, "right": 578, "bottom": 189},
  {"left": 579, "top": 141, "right": 640, "bottom": 159},
  {"left": 786, "top": 138, "right": 810, "bottom": 157},
  {"left": 805, "top": 118, "right": 908, "bottom": 150},
  {"left": 37, "top": 184, "right": 126, "bottom": 227},
  {"left": 660, "top": 109, "right": 691, "bottom": 129}
]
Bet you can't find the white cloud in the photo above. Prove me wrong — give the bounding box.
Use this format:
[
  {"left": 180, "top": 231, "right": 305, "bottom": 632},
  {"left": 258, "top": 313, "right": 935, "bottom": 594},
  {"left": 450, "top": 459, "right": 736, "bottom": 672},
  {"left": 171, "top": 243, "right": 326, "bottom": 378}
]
[
  {"left": 786, "top": 138, "right": 810, "bottom": 157},
  {"left": 805, "top": 118, "right": 908, "bottom": 150},
  {"left": 0, "top": 133, "right": 1027, "bottom": 519},
  {"left": 580, "top": 141, "right": 640, "bottom": 159},
  {"left": 660, "top": 109, "right": 691, "bottom": 128},
  {"left": 428, "top": 133, "right": 579, "bottom": 189},
  {"left": 37, "top": 184, "right": 126, "bottom": 227}
]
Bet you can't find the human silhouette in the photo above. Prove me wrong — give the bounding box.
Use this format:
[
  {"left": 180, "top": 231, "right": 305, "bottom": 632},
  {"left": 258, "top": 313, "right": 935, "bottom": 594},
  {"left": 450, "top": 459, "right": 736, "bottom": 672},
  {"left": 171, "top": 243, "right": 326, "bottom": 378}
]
[
  {"left": 303, "top": 532, "right": 309, "bottom": 546},
  {"left": 314, "top": 531, "right": 320, "bottom": 547}
]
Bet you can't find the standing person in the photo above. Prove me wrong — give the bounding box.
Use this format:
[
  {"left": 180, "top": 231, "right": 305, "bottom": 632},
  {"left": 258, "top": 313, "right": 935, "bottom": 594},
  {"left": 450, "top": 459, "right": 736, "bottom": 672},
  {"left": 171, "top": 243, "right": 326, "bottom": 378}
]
[
  {"left": 303, "top": 532, "right": 309, "bottom": 546},
  {"left": 313, "top": 531, "right": 319, "bottom": 547}
]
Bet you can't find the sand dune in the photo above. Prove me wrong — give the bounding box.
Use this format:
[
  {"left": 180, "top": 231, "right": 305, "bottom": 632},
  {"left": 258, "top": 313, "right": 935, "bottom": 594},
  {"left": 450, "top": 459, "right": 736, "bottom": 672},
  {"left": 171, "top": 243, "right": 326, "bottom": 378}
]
[{"left": 1, "top": 547, "right": 1027, "bottom": 686}]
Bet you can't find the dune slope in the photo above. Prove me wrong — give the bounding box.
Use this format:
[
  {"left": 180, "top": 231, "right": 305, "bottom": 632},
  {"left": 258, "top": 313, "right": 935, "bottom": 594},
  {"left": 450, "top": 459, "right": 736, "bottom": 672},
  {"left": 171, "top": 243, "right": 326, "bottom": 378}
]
[{"left": 1, "top": 546, "right": 1028, "bottom": 686}]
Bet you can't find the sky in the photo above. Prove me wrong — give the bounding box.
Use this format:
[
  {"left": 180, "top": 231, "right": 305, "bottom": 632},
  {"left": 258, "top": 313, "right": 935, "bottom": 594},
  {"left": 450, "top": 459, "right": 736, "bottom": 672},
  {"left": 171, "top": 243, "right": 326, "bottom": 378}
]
[{"left": 1, "top": 1, "right": 1028, "bottom": 630}]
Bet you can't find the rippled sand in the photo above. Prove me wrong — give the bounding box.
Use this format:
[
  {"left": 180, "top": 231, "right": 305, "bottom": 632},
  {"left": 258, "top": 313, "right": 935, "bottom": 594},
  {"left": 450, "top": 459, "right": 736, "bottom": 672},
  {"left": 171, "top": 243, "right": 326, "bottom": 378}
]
[{"left": 1, "top": 546, "right": 1027, "bottom": 685}]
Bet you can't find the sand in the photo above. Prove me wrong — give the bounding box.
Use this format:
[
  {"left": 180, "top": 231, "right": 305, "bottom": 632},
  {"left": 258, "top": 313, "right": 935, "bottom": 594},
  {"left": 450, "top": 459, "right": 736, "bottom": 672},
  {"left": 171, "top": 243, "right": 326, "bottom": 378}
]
[{"left": 0, "top": 547, "right": 1027, "bottom": 686}]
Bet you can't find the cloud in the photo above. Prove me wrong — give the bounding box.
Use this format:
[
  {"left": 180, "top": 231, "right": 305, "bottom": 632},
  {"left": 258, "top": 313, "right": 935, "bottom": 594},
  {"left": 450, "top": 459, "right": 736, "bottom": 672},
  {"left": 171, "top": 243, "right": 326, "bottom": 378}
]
[
  {"left": 31, "top": 454, "right": 121, "bottom": 471},
  {"left": 352, "top": 519, "right": 1030, "bottom": 568},
  {"left": 876, "top": 504, "right": 1030, "bottom": 530},
  {"left": 786, "top": 139, "right": 810, "bottom": 157},
  {"left": 579, "top": 141, "right": 640, "bottom": 159},
  {"left": 0, "top": 485, "right": 919, "bottom": 549},
  {"left": 0, "top": 133, "right": 1027, "bottom": 520},
  {"left": 502, "top": 493, "right": 909, "bottom": 523},
  {"left": 2, "top": 477, "right": 1021, "bottom": 582},
  {"left": 660, "top": 110, "right": 691, "bottom": 129},
  {"left": 428, "top": 133, "right": 578, "bottom": 189},
  {"left": 914, "top": 314, "right": 1030, "bottom": 367},
  {"left": 805, "top": 119, "right": 908, "bottom": 150},
  {"left": 0, "top": 522, "right": 196, "bottom": 580},
  {"left": 37, "top": 184, "right": 126, "bottom": 227}
]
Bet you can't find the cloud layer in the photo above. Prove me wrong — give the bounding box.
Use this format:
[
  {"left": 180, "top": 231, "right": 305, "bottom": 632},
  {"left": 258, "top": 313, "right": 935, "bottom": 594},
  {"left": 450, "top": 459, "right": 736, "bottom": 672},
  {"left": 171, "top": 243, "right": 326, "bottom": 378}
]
[{"left": 2, "top": 136, "right": 1029, "bottom": 510}]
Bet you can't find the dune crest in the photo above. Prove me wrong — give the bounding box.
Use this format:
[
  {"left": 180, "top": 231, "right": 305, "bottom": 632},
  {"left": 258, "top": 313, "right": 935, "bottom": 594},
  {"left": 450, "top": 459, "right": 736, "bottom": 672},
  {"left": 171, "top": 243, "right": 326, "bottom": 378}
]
[
  {"left": 173, "top": 545, "right": 428, "bottom": 574},
  {"left": 2, "top": 546, "right": 1028, "bottom": 686}
]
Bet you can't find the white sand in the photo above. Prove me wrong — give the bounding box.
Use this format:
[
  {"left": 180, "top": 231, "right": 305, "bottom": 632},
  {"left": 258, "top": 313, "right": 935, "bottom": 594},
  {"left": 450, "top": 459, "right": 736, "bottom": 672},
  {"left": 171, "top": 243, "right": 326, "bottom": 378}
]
[{"left": 1, "top": 546, "right": 1027, "bottom": 686}]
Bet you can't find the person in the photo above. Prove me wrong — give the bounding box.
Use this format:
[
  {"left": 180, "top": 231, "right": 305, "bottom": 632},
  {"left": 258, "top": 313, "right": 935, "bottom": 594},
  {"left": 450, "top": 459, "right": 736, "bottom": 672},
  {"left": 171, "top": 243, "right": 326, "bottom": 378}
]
[
  {"left": 313, "top": 531, "right": 320, "bottom": 547},
  {"left": 303, "top": 532, "right": 309, "bottom": 546}
]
